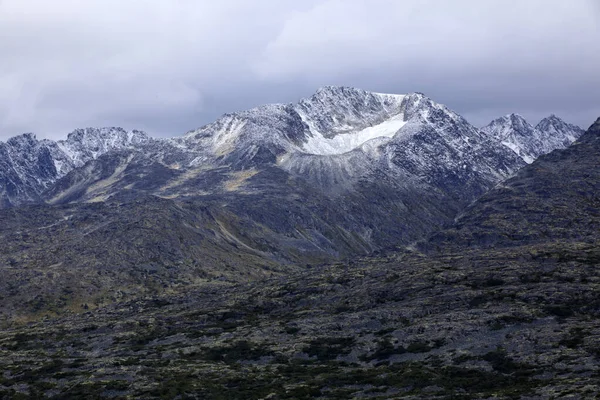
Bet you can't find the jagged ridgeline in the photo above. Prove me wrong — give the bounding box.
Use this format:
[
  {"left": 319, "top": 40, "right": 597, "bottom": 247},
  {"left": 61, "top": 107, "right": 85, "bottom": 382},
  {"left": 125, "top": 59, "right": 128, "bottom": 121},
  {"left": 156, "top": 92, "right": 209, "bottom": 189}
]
[
  {"left": 426, "top": 116, "right": 600, "bottom": 251},
  {"left": 0, "top": 87, "right": 584, "bottom": 319}
]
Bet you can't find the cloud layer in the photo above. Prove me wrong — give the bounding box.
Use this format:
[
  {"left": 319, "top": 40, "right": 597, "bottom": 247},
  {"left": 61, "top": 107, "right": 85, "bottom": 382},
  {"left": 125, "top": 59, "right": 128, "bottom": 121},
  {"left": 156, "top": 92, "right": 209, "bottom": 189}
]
[{"left": 1, "top": 0, "right": 598, "bottom": 140}]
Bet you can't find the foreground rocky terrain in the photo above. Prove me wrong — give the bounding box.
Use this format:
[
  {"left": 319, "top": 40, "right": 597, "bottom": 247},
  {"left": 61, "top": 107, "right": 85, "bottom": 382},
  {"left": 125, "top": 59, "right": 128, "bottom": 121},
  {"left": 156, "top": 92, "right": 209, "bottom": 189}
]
[
  {"left": 1, "top": 242, "right": 598, "bottom": 399},
  {"left": 0, "top": 119, "right": 598, "bottom": 398}
]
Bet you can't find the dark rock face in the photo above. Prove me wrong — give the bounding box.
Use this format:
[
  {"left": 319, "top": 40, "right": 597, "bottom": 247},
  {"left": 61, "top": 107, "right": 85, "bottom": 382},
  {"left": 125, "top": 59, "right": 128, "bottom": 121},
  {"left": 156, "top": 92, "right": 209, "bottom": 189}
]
[{"left": 0, "top": 134, "right": 59, "bottom": 207}]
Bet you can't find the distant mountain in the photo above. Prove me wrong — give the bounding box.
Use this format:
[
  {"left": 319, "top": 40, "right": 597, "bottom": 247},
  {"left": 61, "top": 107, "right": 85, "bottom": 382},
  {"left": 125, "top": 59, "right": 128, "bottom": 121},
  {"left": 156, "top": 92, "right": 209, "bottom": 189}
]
[
  {"left": 481, "top": 113, "right": 584, "bottom": 163},
  {"left": 426, "top": 116, "right": 600, "bottom": 251},
  {"left": 3, "top": 88, "right": 583, "bottom": 210},
  {"left": 0, "top": 128, "right": 149, "bottom": 207},
  {"left": 35, "top": 87, "right": 532, "bottom": 253}
]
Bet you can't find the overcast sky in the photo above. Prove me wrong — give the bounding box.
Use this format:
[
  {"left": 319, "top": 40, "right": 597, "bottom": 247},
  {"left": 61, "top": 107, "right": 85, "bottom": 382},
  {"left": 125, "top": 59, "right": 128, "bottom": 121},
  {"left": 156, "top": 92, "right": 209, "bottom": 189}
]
[{"left": 0, "top": 0, "right": 598, "bottom": 140}]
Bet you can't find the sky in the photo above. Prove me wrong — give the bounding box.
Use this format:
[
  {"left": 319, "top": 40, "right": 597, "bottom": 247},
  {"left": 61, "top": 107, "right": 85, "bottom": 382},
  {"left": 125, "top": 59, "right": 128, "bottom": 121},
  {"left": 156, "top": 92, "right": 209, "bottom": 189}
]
[{"left": 0, "top": 0, "right": 599, "bottom": 140}]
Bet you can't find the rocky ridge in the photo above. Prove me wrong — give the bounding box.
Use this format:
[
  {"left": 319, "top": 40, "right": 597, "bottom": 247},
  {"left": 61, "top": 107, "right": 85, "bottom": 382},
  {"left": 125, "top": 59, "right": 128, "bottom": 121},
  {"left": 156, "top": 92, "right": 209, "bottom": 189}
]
[{"left": 0, "top": 128, "right": 150, "bottom": 207}]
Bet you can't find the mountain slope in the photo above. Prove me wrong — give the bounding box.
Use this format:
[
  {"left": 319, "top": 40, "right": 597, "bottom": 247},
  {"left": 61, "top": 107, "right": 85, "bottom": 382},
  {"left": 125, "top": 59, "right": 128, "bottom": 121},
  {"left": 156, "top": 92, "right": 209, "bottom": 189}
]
[
  {"left": 0, "top": 128, "right": 150, "bottom": 207},
  {"left": 1, "top": 117, "right": 599, "bottom": 399},
  {"left": 0, "top": 193, "right": 305, "bottom": 321},
  {"left": 427, "top": 116, "right": 600, "bottom": 251},
  {"left": 0, "top": 134, "right": 59, "bottom": 207}
]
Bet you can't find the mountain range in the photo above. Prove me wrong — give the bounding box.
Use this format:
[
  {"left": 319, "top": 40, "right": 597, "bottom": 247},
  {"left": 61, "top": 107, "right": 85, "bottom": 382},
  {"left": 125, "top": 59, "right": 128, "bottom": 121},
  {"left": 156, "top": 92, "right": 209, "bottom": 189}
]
[
  {"left": 0, "top": 103, "right": 597, "bottom": 398},
  {"left": 0, "top": 87, "right": 582, "bottom": 209},
  {"left": 481, "top": 113, "right": 584, "bottom": 163},
  {"left": 0, "top": 87, "right": 585, "bottom": 321}
]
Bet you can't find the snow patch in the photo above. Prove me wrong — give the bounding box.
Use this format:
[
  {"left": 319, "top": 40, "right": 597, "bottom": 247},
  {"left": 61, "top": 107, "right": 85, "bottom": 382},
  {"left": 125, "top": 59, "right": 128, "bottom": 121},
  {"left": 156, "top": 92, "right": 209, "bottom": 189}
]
[
  {"left": 501, "top": 140, "right": 534, "bottom": 164},
  {"left": 300, "top": 113, "right": 407, "bottom": 156}
]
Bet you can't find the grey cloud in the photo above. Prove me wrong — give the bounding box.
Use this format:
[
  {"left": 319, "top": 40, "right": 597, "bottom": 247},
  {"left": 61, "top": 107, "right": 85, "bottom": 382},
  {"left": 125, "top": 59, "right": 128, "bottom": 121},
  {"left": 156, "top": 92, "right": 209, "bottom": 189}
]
[{"left": 0, "top": 0, "right": 598, "bottom": 140}]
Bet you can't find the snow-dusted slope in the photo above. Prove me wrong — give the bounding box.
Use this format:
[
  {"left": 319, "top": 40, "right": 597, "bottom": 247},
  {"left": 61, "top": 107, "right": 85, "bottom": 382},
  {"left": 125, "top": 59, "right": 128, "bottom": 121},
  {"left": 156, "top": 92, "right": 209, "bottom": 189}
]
[
  {"left": 57, "top": 127, "right": 150, "bottom": 170},
  {"left": 0, "top": 86, "right": 585, "bottom": 209},
  {"left": 481, "top": 114, "right": 584, "bottom": 163},
  {"left": 0, "top": 128, "right": 151, "bottom": 207},
  {"left": 180, "top": 87, "right": 409, "bottom": 162},
  {"left": 296, "top": 88, "right": 407, "bottom": 155}
]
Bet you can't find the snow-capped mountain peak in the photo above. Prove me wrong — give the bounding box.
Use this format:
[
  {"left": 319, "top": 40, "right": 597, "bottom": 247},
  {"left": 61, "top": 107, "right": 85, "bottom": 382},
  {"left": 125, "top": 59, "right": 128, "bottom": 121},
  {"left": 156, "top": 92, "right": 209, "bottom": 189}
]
[
  {"left": 482, "top": 114, "right": 583, "bottom": 163},
  {"left": 295, "top": 86, "right": 405, "bottom": 139},
  {"left": 482, "top": 113, "right": 534, "bottom": 140},
  {"left": 181, "top": 88, "right": 516, "bottom": 164},
  {"left": 535, "top": 115, "right": 584, "bottom": 139},
  {"left": 57, "top": 127, "right": 150, "bottom": 168},
  {"left": 295, "top": 87, "right": 407, "bottom": 155},
  {"left": 0, "top": 86, "right": 585, "bottom": 209},
  {"left": 0, "top": 127, "right": 153, "bottom": 207},
  {"left": 6, "top": 132, "right": 38, "bottom": 147},
  {"left": 181, "top": 87, "right": 410, "bottom": 159},
  {"left": 294, "top": 90, "right": 477, "bottom": 156}
]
